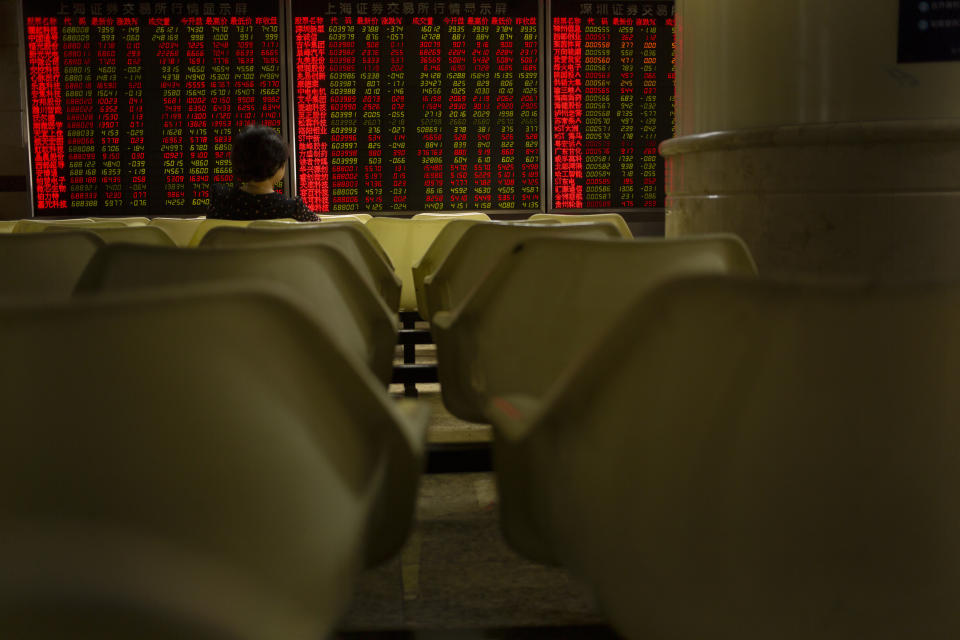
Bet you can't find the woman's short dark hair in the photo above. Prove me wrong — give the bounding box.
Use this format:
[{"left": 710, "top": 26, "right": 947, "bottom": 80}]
[{"left": 232, "top": 124, "right": 289, "bottom": 183}]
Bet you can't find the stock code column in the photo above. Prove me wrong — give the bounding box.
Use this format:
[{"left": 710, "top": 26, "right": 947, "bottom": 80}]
[
  {"left": 293, "top": 1, "right": 541, "bottom": 212},
  {"left": 551, "top": 1, "right": 674, "bottom": 209},
  {"left": 22, "top": 1, "right": 283, "bottom": 215}
]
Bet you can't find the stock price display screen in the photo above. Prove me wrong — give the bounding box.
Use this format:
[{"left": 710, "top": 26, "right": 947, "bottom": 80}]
[
  {"left": 23, "top": 0, "right": 283, "bottom": 215},
  {"left": 552, "top": 1, "right": 674, "bottom": 209},
  {"left": 293, "top": 1, "right": 541, "bottom": 212}
]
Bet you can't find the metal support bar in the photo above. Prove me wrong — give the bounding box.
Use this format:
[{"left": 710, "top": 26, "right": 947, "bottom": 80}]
[
  {"left": 398, "top": 329, "right": 433, "bottom": 345},
  {"left": 393, "top": 364, "right": 439, "bottom": 385}
]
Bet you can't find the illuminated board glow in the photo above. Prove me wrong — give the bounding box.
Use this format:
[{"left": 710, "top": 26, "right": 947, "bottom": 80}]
[
  {"left": 22, "top": 1, "right": 284, "bottom": 215},
  {"left": 551, "top": 1, "right": 675, "bottom": 209},
  {"left": 293, "top": 1, "right": 541, "bottom": 212}
]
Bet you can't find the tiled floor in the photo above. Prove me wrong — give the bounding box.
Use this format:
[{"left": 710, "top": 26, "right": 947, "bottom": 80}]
[
  {"left": 335, "top": 471, "right": 618, "bottom": 637},
  {"left": 335, "top": 375, "right": 619, "bottom": 638}
]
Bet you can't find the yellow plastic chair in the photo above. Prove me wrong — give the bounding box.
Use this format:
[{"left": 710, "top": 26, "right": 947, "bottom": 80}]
[
  {"left": 247, "top": 219, "right": 391, "bottom": 266},
  {"left": 90, "top": 217, "right": 150, "bottom": 226},
  {"left": 0, "top": 231, "right": 104, "bottom": 299},
  {"left": 487, "top": 276, "right": 960, "bottom": 640},
  {"left": 249, "top": 219, "right": 357, "bottom": 230},
  {"left": 0, "top": 282, "right": 428, "bottom": 638},
  {"left": 410, "top": 219, "right": 487, "bottom": 317},
  {"left": 200, "top": 223, "right": 400, "bottom": 311},
  {"left": 75, "top": 244, "right": 398, "bottom": 385},
  {"left": 247, "top": 214, "right": 372, "bottom": 225},
  {"left": 187, "top": 219, "right": 254, "bottom": 247},
  {"left": 419, "top": 221, "right": 622, "bottom": 324},
  {"left": 366, "top": 216, "right": 491, "bottom": 313},
  {"left": 13, "top": 218, "right": 96, "bottom": 233},
  {"left": 14, "top": 218, "right": 147, "bottom": 234},
  {"left": 321, "top": 213, "right": 371, "bottom": 223},
  {"left": 411, "top": 212, "right": 491, "bottom": 220},
  {"left": 0, "top": 220, "right": 17, "bottom": 233},
  {"left": 148, "top": 218, "right": 207, "bottom": 248},
  {"left": 45, "top": 224, "right": 176, "bottom": 247},
  {"left": 245, "top": 218, "right": 299, "bottom": 225},
  {"left": 432, "top": 234, "right": 757, "bottom": 424},
  {"left": 528, "top": 212, "right": 633, "bottom": 238}
]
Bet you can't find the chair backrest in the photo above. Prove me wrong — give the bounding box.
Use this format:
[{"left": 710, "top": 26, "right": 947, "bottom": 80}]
[
  {"left": 420, "top": 221, "right": 622, "bottom": 323},
  {"left": 15, "top": 218, "right": 148, "bottom": 234},
  {"left": 75, "top": 244, "right": 398, "bottom": 384},
  {"left": 244, "top": 219, "right": 298, "bottom": 226},
  {"left": 13, "top": 218, "right": 96, "bottom": 233},
  {"left": 411, "top": 219, "right": 486, "bottom": 314},
  {"left": 432, "top": 234, "right": 757, "bottom": 423},
  {"left": 238, "top": 220, "right": 391, "bottom": 267},
  {"left": 249, "top": 219, "right": 310, "bottom": 228},
  {"left": 247, "top": 215, "right": 373, "bottom": 225},
  {"left": 528, "top": 212, "right": 633, "bottom": 238},
  {"left": 187, "top": 219, "right": 253, "bottom": 247},
  {"left": 0, "top": 231, "right": 104, "bottom": 299},
  {"left": 0, "top": 282, "right": 426, "bottom": 638},
  {"left": 317, "top": 213, "right": 373, "bottom": 224},
  {"left": 320, "top": 213, "right": 372, "bottom": 223},
  {"left": 411, "top": 212, "right": 491, "bottom": 220},
  {"left": 147, "top": 218, "right": 207, "bottom": 247},
  {"left": 495, "top": 276, "right": 960, "bottom": 640},
  {"left": 45, "top": 224, "right": 176, "bottom": 247},
  {"left": 90, "top": 217, "right": 150, "bottom": 226},
  {"left": 199, "top": 223, "right": 400, "bottom": 311},
  {"left": 0, "top": 220, "right": 18, "bottom": 233},
  {"left": 366, "top": 217, "right": 481, "bottom": 312}
]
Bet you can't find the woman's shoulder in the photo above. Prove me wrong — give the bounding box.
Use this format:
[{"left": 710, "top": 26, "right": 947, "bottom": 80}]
[
  {"left": 208, "top": 185, "right": 317, "bottom": 221},
  {"left": 208, "top": 184, "right": 247, "bottom": 219},
  {"left": 268, "top": 193, "right": 319, "bottom": 222}
]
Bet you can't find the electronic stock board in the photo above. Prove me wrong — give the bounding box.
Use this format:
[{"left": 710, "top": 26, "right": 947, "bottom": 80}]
[{"left": 21, "top": 0, "right": 675, "bottom": 215}]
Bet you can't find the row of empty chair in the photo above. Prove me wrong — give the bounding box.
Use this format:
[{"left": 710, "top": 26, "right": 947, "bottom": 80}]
[
  {"left": 390, "top": 223, "right": 960, "bottom": 638},
  {"left": 0, "top": 217, "right": 424, "bottom": 635},
  {"left": 1, "top": 212, "right": 635, "bottom": 398},
  {"left": 430, "top": 234, "right": 757, "bottom": 422},
  {"left": 0, "top": 214, "right": 633, "bottom": 396},
  {"left": 0, "top": 216, "right": 444, "bottom": 636},
  {"left": 4, "top": 212, "right": 950, "bottom": 638},
  {"left": 1, "top": 215, "right": 371, "bottom": 246},
  {"left": 0, "top": 226, "right": 400, "bottom": 362},
  {"left": 2, "top": 212, "right": 631, "bottom": 310}
]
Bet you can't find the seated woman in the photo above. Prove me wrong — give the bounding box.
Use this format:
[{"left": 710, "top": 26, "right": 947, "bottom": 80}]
[{"left": 208, "top": 124, "right": 319, "bottom": 221}]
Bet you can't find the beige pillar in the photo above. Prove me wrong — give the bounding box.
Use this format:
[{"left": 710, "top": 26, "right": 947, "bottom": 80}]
[{"left": 662, "top": 0, "right": 960, "bottom": 281}]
